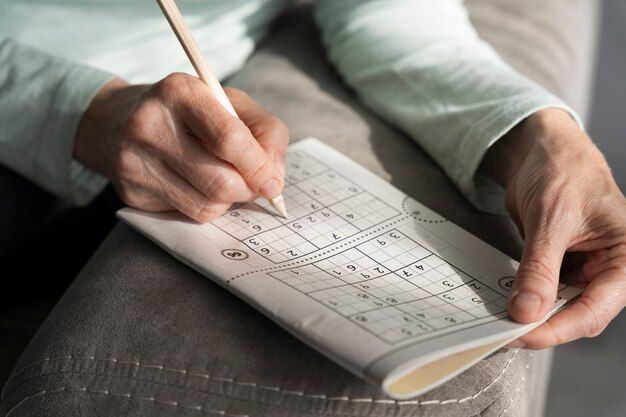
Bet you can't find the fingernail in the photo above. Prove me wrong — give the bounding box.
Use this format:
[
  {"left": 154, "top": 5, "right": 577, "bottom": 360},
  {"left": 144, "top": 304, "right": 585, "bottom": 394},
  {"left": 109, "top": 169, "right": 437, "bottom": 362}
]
[
  {"left": 260, "top": 178, "right": 281, "bottom": 198},
  {"left": 512, "top": 292, "right": 543, "bottom": 315},
  {"left": 506, "top": 339, "right": 527, "bottom": 349}
]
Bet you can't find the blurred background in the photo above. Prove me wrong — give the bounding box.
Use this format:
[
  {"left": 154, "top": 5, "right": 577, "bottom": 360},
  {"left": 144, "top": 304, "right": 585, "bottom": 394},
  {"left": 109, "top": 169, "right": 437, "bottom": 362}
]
[
  {"left": 587, "top": 0, "right": 626, "bottom": 192},
  {"left": 547, "top": 0, "right": 626, "bottom": 416}
]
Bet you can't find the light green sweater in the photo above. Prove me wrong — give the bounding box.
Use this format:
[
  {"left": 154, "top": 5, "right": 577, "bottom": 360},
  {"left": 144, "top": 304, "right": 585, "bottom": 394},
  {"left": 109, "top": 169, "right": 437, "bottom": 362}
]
[{"left": 0, "top": 0, "right": 579, "bottom": 211}]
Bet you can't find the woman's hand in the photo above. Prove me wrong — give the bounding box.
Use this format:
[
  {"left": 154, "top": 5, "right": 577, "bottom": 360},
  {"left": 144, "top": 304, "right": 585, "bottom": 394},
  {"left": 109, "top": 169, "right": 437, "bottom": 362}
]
[
  {"left": 480, "top": 108, "right": 626, "bottom": 349},
  {"left": 74, "top": 73, "right": 289, "bottom": 223}
]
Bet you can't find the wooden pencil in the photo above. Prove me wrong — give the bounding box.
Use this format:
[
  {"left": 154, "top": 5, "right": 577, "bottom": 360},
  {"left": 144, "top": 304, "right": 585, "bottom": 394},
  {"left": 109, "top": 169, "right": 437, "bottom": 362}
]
[{"left": 156, "top": 0, "right": 287, "bottom": 218}]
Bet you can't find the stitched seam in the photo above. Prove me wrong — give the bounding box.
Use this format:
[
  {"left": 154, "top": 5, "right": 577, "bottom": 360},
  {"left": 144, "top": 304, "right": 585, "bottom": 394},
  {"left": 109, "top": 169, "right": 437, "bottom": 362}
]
[
  {"left": 2, "top": 350, "right": 519, "bottom": 405},
  {"left": 420, "top": 350, "right": 519, "bottom": 406},
  {"left": 3, "top": 386, "right": 249, "bottom": 417},
  {"left": 3, "top": 354, "right": 530, "bottom": 417},
  {"left": 496, "top": 352, "right": 531, "bottom": 417},
  {"left": 3, "top": 383, "right": 408, "bottom": 417},
  {"left": 1, "top": 385, "right": 446, "bottom": 417},
  {"left": 2, "top": 375, "right": 317, "bottom": 415}
]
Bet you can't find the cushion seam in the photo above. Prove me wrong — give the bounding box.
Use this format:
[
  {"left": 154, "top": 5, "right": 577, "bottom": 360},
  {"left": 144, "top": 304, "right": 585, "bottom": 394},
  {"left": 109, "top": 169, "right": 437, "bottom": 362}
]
[{"left": 2, "top": 350, "right": 523, "bottom": 409}]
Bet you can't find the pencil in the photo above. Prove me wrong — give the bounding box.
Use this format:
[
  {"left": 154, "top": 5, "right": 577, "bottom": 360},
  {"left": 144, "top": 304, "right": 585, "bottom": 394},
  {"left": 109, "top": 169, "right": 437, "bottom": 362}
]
[{"left": 156, "top": 0, "right": 288, "bottom": 218}]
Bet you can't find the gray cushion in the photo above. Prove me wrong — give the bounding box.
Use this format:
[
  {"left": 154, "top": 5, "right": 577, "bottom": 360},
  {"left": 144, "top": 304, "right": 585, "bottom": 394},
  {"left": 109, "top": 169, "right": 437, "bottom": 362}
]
[
  {"left": 0, "top": 6, "right": 560, "bottom": 417},
  {"left": 1, "top": 222, "right": 543, "bottom": 417}
]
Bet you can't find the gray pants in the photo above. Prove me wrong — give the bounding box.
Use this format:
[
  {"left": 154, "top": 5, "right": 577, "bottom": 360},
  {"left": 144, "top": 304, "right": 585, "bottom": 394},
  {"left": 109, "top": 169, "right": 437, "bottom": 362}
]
[{"left": 0, "top": 1, "right": 598, "bottom": 416}]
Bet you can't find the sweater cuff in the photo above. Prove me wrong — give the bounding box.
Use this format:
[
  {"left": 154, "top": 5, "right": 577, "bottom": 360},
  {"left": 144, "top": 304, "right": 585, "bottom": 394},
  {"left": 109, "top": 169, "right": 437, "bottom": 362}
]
[
  {"left": 42, "top": 64, "right": 114, "bottom": 206},
  {"left": 464, "top": 101, "right": 583, "bottom": 215}
]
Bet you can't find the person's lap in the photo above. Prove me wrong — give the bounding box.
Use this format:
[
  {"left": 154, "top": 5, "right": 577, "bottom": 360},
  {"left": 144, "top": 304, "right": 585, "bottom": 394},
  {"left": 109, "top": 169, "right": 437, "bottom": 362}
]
[{"left": 0, "top": 1, "right": 597, "bottom": 416}]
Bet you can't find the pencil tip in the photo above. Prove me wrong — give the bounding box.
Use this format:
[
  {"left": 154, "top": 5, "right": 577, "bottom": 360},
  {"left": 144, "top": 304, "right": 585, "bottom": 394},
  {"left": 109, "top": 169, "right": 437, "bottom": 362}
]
[{"left": 270, "top": 194, "right": 288, "bottom": 218}]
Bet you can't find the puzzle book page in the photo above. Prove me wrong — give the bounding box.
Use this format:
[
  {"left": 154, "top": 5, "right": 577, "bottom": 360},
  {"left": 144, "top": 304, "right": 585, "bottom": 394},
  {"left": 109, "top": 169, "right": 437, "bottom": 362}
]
[{"left": 118, "top": 138, "right": 581, "bottom": 396}]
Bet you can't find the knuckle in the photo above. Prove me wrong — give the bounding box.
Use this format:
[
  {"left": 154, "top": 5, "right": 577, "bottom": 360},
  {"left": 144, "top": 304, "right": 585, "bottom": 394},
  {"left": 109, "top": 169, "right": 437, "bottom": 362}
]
[
  {"left": 121, "top": 106, "right": 157, "bottom": 147},
  {"left": 266, "top": 115, "right": 289, "bottom": 139},
  {"left": 589, "top": 307, "right": 612, "bottom": 337},
  {"left": 192, "top": 199, "right": 221, "bottom": 223},
  {"left": 205, "top": 171, "right": 241, "bottom": 202},
  {"left": 547, "top": 334, "right": 566, "bottom": 349},
  {"left": 121, "top": 111, "right": 144, "bottom": 142},
  {"left": 188, "top": 198, "right": 208, "bottom": 222},
  {"left": 247, "top": 157, "right": 271, "bottom": 183},
  {"left": 586, "top": 316, "right": 609, "bottom": 338},
  {"left": 517, "top": 258, "right": 557, "bottom": 288},
  {"left": 111, "top": 149, "right": 141, "bottom": 182},
  {"left": 580, "top": 300, "right": 611, "bottom": 339},
  {"left": 155, "top": 73, "right": 190, "bottom": 98},
  {"left": 212, "top": 122, "right": 247, "bottom": 156},
  {"left": 115, "top": 182, "right": 141, "bottom": 207},
  {"left": 586, "top": 325, "right": 606, "bottom": 339}
]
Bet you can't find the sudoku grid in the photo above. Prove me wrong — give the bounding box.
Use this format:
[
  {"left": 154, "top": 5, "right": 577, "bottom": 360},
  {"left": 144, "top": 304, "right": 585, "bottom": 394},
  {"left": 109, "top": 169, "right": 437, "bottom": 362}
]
[
  {"left": 211, "top": 149, "right": 517, "bottom": 345},
  {"left": 268, "top": 228, "right": 511, "bottom": 344},
  {"left": 211, "top": 151, "right": 402, "bottom": 263}
]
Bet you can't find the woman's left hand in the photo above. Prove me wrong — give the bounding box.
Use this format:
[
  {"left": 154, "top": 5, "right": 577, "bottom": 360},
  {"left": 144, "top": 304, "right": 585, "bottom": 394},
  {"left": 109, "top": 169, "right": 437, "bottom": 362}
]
[{"left": 480, "top": 108, "right": 626, "bottom": 349}]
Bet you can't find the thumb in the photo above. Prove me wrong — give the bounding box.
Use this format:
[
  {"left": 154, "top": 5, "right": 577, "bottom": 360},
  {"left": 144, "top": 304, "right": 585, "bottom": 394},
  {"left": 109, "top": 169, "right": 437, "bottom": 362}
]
[{"left": 508, "top": 228, "right": 567, "bottom": 323}]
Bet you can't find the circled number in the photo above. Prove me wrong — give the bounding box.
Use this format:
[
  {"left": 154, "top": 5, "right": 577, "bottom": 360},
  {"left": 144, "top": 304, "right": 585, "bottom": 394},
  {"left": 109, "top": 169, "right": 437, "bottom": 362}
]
[{"left": 221, "top": 249, "right": 249, "bottom": 260}]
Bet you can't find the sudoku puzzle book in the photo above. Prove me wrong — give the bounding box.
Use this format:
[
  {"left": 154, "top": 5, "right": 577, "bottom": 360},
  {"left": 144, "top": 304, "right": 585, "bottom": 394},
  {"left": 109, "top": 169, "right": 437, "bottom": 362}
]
[{"left": 118, "top": 138, "right": 580, "bottom": 398}]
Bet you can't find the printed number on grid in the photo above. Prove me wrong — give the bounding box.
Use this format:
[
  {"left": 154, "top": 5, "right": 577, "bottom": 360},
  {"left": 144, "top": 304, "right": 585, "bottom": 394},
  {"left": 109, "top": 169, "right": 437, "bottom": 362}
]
[
  {"left": 269, "top": 228, "right": 516, "bottom": 344},
  {"left": 211, "top": 151, "right": 515, "bottom": 345},
  {"left": 212, "top": 151, "right": 401, "bottom": 263}
]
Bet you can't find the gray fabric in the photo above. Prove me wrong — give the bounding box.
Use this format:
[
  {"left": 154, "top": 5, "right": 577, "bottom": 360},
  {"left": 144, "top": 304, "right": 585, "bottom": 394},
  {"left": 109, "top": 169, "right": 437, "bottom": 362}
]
[
  {"left": 527, "top": 347, "right": 554, "bottom": 417},
  {"left": 0, "top": 223, "right": 537, "bottom": 417},
  {"left": 1, "top": 1, "right": 597, "bottom": 416}
]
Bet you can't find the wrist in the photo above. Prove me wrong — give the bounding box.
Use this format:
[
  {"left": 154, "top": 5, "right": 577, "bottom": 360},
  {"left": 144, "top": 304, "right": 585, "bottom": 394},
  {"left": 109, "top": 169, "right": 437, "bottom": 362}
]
[
  {"left": 479, "top": 108, "right": 586, "bottom": 188},
  {"left": 74, "top": 78, "right": 132, "bottom": 176}
]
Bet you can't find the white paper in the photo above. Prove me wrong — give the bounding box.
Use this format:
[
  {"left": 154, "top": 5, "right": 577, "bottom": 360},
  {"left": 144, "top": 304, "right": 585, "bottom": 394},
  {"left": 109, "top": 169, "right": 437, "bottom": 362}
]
[{"left": 117, "top": 138, "right": 581, "bottom": 397}]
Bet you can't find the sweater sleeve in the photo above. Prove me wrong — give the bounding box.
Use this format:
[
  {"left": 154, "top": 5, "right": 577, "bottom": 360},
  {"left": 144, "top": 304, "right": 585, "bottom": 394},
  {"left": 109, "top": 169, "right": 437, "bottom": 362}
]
[
  {"left": 0, "top": 37, "right": 114, "bottom": 205},
  {"left": 314, "top": 0, "right": 582, "bottom": 214}
]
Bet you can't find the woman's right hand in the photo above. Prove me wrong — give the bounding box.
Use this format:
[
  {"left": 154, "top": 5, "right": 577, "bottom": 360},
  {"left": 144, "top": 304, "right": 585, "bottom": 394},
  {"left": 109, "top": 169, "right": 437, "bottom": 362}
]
[{"left": 74, "top": 73, "right": 289, "bottom": 222}]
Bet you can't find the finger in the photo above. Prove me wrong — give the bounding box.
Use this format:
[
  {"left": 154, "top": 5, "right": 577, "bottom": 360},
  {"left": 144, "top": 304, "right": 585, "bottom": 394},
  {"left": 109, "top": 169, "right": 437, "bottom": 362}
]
[
  {"left": 508, "top": 216, "right": 573, "bottom": 323},
  {"left": 510, "top": 246, "right": 626, "bottom": 349},
  {"left": 116, "top": 185, "right": 174, "bottom": 212},
  {"left": 174, "top": 80, "right": 284, "bottom": 199},
  {"left": 510, "top": 287, "right": 624, "bottom": 350},
  {"left": 115, "top": 180, "right": 175, "bottom": 212},
  {"left": 226, "top": 87, "right": 289, "bottom": 176},
  {"left": 159, "top": 127, "right": 257, "bottom": 204},
  {"left": 153, "top": 162, "right": 231, "bottom": 223},
  {"left": 124, "top": 151, "right": 230, "bottom": 223}
]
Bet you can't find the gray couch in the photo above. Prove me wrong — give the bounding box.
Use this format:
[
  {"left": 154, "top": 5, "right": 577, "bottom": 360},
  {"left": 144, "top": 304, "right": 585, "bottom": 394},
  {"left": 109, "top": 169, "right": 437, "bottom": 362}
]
[{"left": 1, "top": 1, "right": 597, "bottom": 416}]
